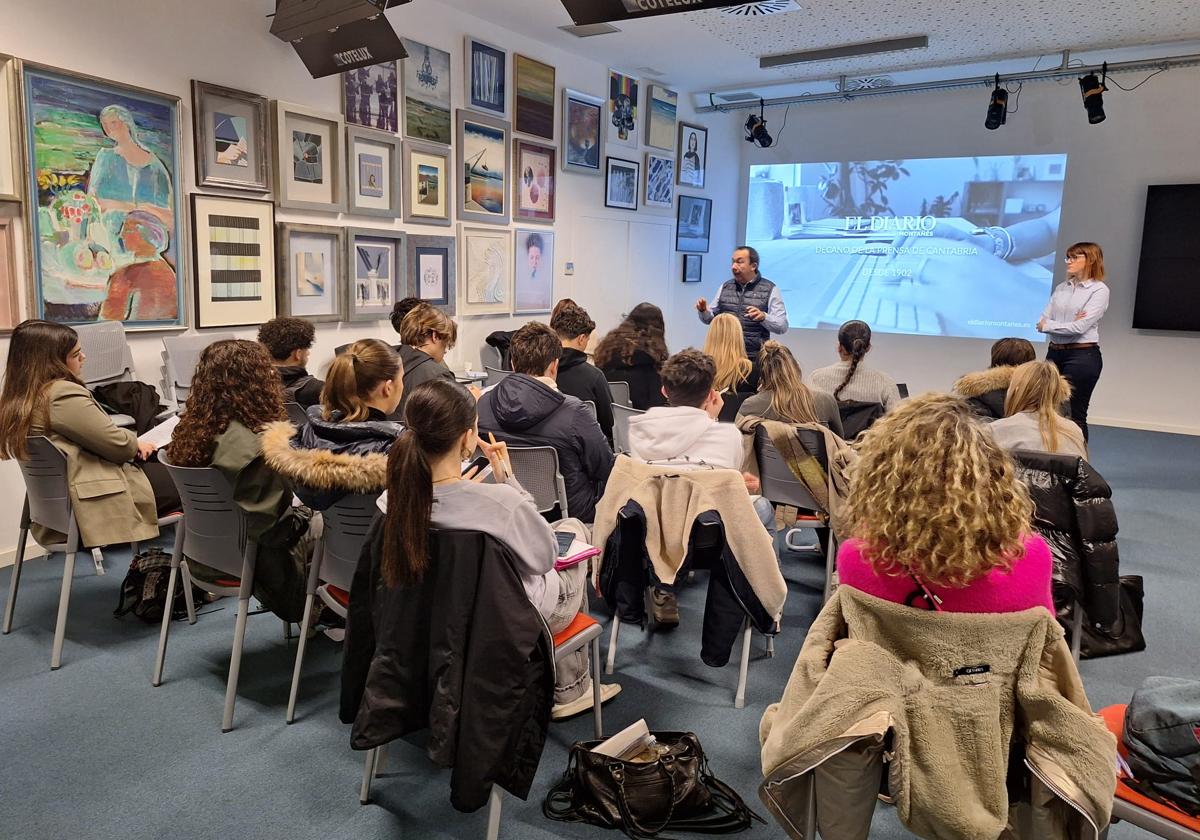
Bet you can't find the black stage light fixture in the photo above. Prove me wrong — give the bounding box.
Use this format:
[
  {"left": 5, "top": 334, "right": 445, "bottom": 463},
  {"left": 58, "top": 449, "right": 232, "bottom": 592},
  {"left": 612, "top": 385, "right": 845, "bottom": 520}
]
[
  {"left": 984, "top": 74, "right": 1008, "bottom": 130},
  {"left": 1079, "top": 63, "right": 1108, "bottom": 124},
  {"left": 744, "top": 99, "right": 773, "bottom": 147}
]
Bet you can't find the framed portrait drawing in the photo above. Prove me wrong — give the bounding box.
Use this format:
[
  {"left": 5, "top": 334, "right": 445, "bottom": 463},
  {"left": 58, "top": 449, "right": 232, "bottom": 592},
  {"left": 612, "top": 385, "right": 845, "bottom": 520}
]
[
  {"left": 190, "top": 194, "right": 276, "bottom": 329},
  {"left": 0, "top": 206, "right": 24, "bottom": 330},
  {"left": 402, "top": 140, "right": 451, "bottom": 226},
  {"left": 456, "top": 109, "right": 510, "bottom": 225},
  {"left": 346, "top": 227, "right": 405, "bottom": 323},
  {"left": 400, "top": 38, "right": 452, "bottom": 145},
  {"left": 465, "top": 37, "right": 507, "bottom": 117},
  {"left": 22, "top": 64, "right": 186, "bottom": 329},
  {"left": 676, "top": 194, "right": 712, "bottom": 253},
  {"left": 676, "top": 121, "right": 707, "bottom": 189},
  {"left": 644, "top": 152, "right": 674, "bottom": 209},
  {"left": 272, "top": 100, "right": 346, "bottom": 212},
  {"left": 276, "top": 222, "right": 345, "bottom": 323},
  {"left": 342, "top": 62, "right": 398, "bottom": 133},
  {"left": 513, "top": 228, "right": 554, "bottom": 315},
  {"left": 1, "top": 55, "right": 22, "bottom": 202},
  {"left": 459, "top": 225, "right": 511, "bottom": 316},
  {"left": 406, "top": 233, "right": 456, "bottom": 314},
  {"left": 604, "top": 156, "right": 639, "bottom": 211},
  {"left": 682, "top": 253, "right": 703, "bottom": 284},
  {"left": 562, "top": 88, "right": 603, "bottom": 175},
  {"left": 513, "top": 138, "right": 555, "bottom": 223},
  {"left": 191, "top": 80, "right": 271, "bottom": 194},
  {"left": 346, "top": 126, "right": 401, "bottom": 217},
  {"left": 512, "top": 54, "right": 555, "bottom": 140},
  {"left": 606, "top": 70, "right": 639, "bottom": 148},
  {"left": 645, "top": 85, "right": 677, "bottom": 151}
]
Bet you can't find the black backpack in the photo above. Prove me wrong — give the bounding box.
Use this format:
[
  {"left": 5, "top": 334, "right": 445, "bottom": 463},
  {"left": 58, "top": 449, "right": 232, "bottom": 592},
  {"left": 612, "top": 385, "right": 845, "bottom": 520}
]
[
  {"left": 1123, "top": 676, "right": 1200, "bottom": 817},
  {"left": 113, "top": 548, "right": 197, "bottom": 624}
]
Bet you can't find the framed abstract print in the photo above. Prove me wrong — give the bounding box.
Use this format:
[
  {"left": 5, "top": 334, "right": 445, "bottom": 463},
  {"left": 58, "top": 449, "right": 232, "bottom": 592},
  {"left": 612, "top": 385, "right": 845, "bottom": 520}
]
[
  {"left": 276, "top": 222, "right": 345, "bottom": 323},
  {"left": 402, "top": 140, "right": 451, "bottom": 226},
  {"left": 400, "top": 38, "right": 452, "bottom": 146},
  {"left": 513, "top": 228, "right": 554, "bottom": 315},
  {"left": 406, "top": 233, "right": 456, "bottom": 314},
  {"left": 513, "top": 138, "right": 555, "bottom": 223},
  {"left": 272, "top": 100, "right": 346, "bottom": 212},
  {"left": 346, "top": 227, "right": 405, "bottom": 322},
  {"left": 456, "top": 110, "right": 510, "bottom": 225},
  {"left": 0, "top": 206, "right": 24, "bottom": 330},
  {"left": 644, "top": 152, "right": 674, "bottom": 209},
  {"left": 512, "top": 54, "right": 555, "bottom": 140},
  {"left": 676, "top": 194, "right": 712, "bottom": 253},
  {"left": 676, "top": 121, "right": 707, "bottom": 189},
  {"left": 191, "top": 80, "right": 271, "bottom": 194},
  {"left": 341, "top": 62, "right": 398, "bottom": 133},
  {"left": 459, "top": 225, "right": 511, "bottom": 316},
  {"left": 346, "top": 126, "right": 401, "bottom": 218},
  {"left": 645, "top": 84, "right": 677, "bottom": 151},
  {"left": 682, "top": 253, "right": 703, "bottom": 284},
  {"left": 1, "top": 55, "right": 22, "bottom": 202},
  {"left": 465, "top": 37, "right": 507, "bottom": 118},
  {"left": 190, "top": 194, "right": 276, "bottom": 328},
  {"left": 562, "top": 88, "right": 603, "bottom": 175},
  {"left": 23, "top": 64, "right": 186, "bottom": 329},
  {"left": 606, "top": 70, "right": 639, "bottom": 149},
  {"left": 604, "top": 156, "right": 639, "bottom": 211}
]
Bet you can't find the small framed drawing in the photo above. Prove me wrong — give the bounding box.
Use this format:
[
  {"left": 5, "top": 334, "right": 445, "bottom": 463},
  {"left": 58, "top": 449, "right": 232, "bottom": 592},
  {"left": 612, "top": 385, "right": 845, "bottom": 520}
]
[
  {"left": 276, "top": 222, "right": 346, "bottom": 323},
  {"left": 1, "top": 56, "right": 23, "bottom": 202},
  {"left": 191, "top": 80, "right": 271, "bottom": 194},
  {"left": 512, "top": 54, "right": 555, "bottom": 140},
  {"left": 346, "top": 126, "right": 401, "bottom": 217},
  {"left": 341, "top": 62, "right": 398, "bottom": 133},
  {"left": 459, "top": 225, "right": 511, "bottom": 316},
  {"left": 346, "top": 227, "right": 405, "bottom": 322},
  {"left": 272, "top": 100, "right": 346, "bottom": 212},
  {"left": 0, "top": 207, "right": 23, "bottom": 330},
  {"left": 400, "top": 38, "right": 452, "bottom": 145},
  {"left": 513, "top": 228, "right": 555, "bottom": 315},
  {"left": 465, "top": 36, "right": 507, "bottom": 117},
  {"left": 604, "top": 156, "right": 639, "bottom": 211},
  {"left": 645, "top": 84, "right": 678, "bottom": 151},
  {"left": 562, "top": 88, "right": 603, "bottom": 175},
  {"left": 676, "top": 194, "right": 712, "bottom": 253},
  {"left": 513, "top": 138, "right": 555, "bottom": 223},
  {"left": 190, "top": 194, "right": 276, "bottom": 329},
  {"left": 682, "top": 253, "right": 703, "bottom": 284},
  {"left": 407, "top": 233, "right": 456, "bottom": 314},
  {"left": 644, "top": 152, "right": 673, "bottom": 209},
  {"left": 606, "top": 69, "right": 639, "bottom": 149},
  {"left": 457, "top": 109, "right": 510, "bottom": 225},
  {"left": 402, "top": 140, "right": 451, "bottom": 226},
  {"left": 676, "top": 121, "right": 707, "bottom": 189}
]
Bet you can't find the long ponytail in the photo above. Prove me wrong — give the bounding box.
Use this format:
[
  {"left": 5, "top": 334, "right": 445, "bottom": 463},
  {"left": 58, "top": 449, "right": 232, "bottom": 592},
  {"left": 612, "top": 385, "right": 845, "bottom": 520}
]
[
  {"left": 834, "top": 320, "right": 871, "bottom": 401},
  {"left": 321, "top": 339, "right": 401, "bottom": 422}
]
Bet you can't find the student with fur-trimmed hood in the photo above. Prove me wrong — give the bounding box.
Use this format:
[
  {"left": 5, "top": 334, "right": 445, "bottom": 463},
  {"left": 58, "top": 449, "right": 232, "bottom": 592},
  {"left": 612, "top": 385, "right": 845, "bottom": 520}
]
[{"left": 952, "top": 336, "right": 1036, "bottom": 419}]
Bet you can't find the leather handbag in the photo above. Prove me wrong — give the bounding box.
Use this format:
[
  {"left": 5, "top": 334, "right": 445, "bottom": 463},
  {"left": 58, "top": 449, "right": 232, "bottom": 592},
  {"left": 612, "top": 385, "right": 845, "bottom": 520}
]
[
  {"left": 1079, "top": 574, "right": 1146, "bottom": 659},
  {"left": 543, "top": 731, "right": 763, "bottom": 839}
]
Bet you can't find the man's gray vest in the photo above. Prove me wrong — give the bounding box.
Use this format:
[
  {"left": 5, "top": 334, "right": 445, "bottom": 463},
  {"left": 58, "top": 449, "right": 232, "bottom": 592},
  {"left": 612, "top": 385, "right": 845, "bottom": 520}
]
[{"left": 716, "top": 275, "right": 774, "bottom": 355}]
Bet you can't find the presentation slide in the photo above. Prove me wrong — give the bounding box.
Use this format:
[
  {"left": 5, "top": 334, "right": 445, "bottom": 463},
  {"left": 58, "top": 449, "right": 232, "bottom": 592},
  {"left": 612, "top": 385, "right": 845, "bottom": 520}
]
[{"left": 745, "top": 154, "right": 1069, "bottom": 341}]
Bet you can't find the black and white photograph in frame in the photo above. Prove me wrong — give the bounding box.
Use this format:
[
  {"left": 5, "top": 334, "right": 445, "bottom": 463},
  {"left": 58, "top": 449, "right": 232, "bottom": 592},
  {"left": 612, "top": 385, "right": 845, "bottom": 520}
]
[
  {"left": 465, "top": 36, "right": 508, "bottom": 118},
  {"left": 346, "top": 227, "right": 405, "bottom": 323},
  {"left": 682, "top": 253, "right": 703, "bottom": 283},
  {"left": 676, "top": 194, "right": 712, "bottom": 253},
  {"left": 406, "top": 233, "right": 456, "bottom": 314},
  {"left": 676, "top": 120, "right": 707, "bottom": 189},
  {"left": 604, "top": 156, "right": 639, "bottom": 211}
]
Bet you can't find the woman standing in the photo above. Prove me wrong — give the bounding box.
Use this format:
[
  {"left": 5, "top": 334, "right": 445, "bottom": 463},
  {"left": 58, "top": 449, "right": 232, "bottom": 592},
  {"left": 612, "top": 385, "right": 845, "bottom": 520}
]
[{"left": 1037, "top": 242, "right": 1109, "bottom": 441}]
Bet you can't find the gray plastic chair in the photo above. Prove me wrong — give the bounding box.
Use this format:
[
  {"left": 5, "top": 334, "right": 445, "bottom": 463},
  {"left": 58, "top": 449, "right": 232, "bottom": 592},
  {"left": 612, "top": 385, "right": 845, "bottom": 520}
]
[
  {"left": 284, "top": 402, "right": 309, "bottom": 428},
  {"left": 287, "top": 492, "right": 379, "bottom": 724},
  {"left": 506, "top": 446, "right": 569, "bottom": 517},
  {"left": 75, "top": 322, "right": 138, "bottom": 428},
  {"left": 607, "top": 379, "right": 632, "bottom": 408},
  {"left": 483, "top": 365, "right": 510, "bottom": 387},
  {"left": 581, "top": 399, "right": 597, "bottom": 420},
  {"left": 611, "top": 403, "right": 644, "bottom": 455},
  {"left": 163, "top": 333, "right": 233, "bottom": 408},
  {"left": 480, "top": 343, "right": 503, "bottom": 370}
]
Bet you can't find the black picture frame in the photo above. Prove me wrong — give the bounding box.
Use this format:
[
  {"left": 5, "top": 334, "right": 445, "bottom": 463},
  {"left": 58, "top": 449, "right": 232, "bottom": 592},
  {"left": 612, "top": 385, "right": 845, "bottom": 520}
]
[
  {"left": 604, "top": 156, "right": 639, "bottom": 211},
  {"left": 676, "top": 194, "right": 712, "bottom": 253},
  {"left": 682, "top": 253, "right": 703, "bottom": 283}
]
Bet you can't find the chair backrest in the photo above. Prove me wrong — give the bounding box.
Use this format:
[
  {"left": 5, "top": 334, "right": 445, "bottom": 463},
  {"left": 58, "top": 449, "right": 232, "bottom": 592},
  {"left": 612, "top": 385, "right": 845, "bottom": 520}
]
[
  {"left": 75, "top": 321, "right": 134, "bottom": 385},
  {"left": 18, "top": 437, "right": 72, "bottom": 535},
  {"left": 284, "top": 402, "right": 309, "bottom": 428},
  {"left": 507, "top": 445, "right": 568, "bottom": 516},
  {"left": 611, "top": 403, "right": 644, "bottom": 455},
  {"left": 582, "top": 399, "right": 597, "bottom": 420},
  {"left": 163, "top": 333, "right": 234, "bottom": 389},
  {"left": 838, "top": 400, "right": 885, "bottom": 440},
  {"left": 607, "top": 379, "right": 632, "bottom": 407},
  {"left": 320, "top": 493, "right": 379, "bottom": 591},
  {"left": 481, "top": 343, "right": 503, "bottom": 370},
  {"left": 754, "top": 426, "right": 827, "bottom": 513},
  {"left": 484, "top": 365, "right": 510, "bottom": 386},
  {"left": 158, "top": 452, "right": 247, "bottom": 577}
]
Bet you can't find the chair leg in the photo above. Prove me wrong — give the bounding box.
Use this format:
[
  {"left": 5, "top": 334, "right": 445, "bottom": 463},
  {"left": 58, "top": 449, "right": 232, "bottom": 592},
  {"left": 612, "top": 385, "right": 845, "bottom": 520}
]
[
  {"left": 486, "top": 785, "right": 503, "bottom": 840},
  {"left": 152, "top": 564, "right": 180, "bottom": 687},
  {"left": 91, "top": 547, "right": 105, "bottom": 576},
  {"left": 179, "top": 557, "right": 196, "bottom": 625},
  {"left": 2, "top": 527, "right": 29, "bottom": 634},
  {"left": 286, "top": 593, "right": 317, "bottom": 724},
  {"left": 359, "top": 747, "right": 377, "bottom": 804},
  {"left": 734, "top": 618, "right": 752, "bottom": 709},
  {"left": 590, "top": 635, "right": 603, "bottom": 739},
  {"left": 605, "top": 617, "right": 620, "bottom": 676},
  {"left": 766, "top": 635, "right": 775, "bottom": 658},
  {"left": 50, "top": 550, "right": 78, "bottom": 670},
  {"left": 805, "top": 773, "right": 818, "bottom": 838},
  {"left": 283, "top": 620, "right": 292, "bottom": 641},
  {"left": 822, "top": 529, "right": 837, "bottom": 603},
  {"left": 222, "top": 595, "right": 250, "bottom": 732},
  {"left": 1070, "top": 601, "right": 1083, "bottom": 663}
]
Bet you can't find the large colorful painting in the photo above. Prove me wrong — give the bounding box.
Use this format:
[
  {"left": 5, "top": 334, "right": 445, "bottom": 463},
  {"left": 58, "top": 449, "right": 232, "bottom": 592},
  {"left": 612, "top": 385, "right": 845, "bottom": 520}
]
[
  {"left": 23, "top": 65, "right": 185, "bottom": 328},
  {"left": 400, "top": 38, "right": 452, "bottom": 145}
]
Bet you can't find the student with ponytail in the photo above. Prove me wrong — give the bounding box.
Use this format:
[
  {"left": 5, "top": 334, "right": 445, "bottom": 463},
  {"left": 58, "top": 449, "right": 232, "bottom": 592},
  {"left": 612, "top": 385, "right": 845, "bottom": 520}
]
[
  {"left": 989, "top": 361, "right": 1088, "bottom": 459},
  {"left": 736, "top": 340, "right": 843, "bottom": 436},
  {"left": 809, "top": 320, "right": 901, "bottom": 410}
]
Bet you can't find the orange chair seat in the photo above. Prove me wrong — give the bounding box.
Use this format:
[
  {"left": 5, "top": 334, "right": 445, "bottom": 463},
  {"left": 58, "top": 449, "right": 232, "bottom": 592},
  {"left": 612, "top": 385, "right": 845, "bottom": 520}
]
[
  {"left": 1099, "top": 704, "right": 1200, "bottom": 832},
  {"left": 324, "top": 585, "right": 350, "bottom": 608},
  {"left": 213, "top": 578, "right": 241, "bottom": 588},
  {"left": 553, "top": 612, "right": 598, "bottom": 648}
]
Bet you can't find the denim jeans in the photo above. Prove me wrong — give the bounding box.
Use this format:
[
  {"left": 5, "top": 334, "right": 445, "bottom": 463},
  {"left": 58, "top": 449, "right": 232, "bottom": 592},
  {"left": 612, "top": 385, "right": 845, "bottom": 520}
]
[
  {"left": 1047, "top": 345, "right": 1102, "bottom": 441},
  {"left": 547, "top": 518, "right": 591, "bottom": 704}
]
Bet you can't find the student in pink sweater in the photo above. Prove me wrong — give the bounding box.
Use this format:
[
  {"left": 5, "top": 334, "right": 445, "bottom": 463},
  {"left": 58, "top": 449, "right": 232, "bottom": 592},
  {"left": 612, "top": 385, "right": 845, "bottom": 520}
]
[{"left": 836, "top": 393, "right": 1054, "bottom": 614}]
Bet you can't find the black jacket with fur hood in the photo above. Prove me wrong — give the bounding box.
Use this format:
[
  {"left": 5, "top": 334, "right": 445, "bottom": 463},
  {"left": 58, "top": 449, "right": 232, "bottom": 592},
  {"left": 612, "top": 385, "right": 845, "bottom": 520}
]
[
  {"left": 953, "top": 365, "right": 1015, "bottom": 419},
  {"left": 261, "top": 420, "right": 391, "bottom": 511}
]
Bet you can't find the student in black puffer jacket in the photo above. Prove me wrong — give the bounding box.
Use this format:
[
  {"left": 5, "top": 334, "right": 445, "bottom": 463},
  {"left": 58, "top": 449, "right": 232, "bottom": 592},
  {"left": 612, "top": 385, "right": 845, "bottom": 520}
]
[
  {"left": 551, "top": 300, "right": 614, "bottom": 446},
  {"left": 594, "top": 302, "right": 669, "bottom": 411}
]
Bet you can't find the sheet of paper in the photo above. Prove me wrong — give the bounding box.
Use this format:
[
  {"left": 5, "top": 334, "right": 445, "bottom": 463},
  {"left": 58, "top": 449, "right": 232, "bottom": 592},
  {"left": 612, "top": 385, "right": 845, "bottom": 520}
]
[{"left": 138, "top": 414, "right": 179, "bottom": 448}]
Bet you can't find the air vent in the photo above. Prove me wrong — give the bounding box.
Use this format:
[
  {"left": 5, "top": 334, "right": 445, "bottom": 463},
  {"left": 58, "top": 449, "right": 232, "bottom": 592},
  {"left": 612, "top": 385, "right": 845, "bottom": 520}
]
[
  {"left": 715, "top": 91, "right": 760, "bottom": 103},
  {"left": 721, "top": 0, "right": 801, "bottom": 16},
  {"left": 761, "top": 35, "right": 929, "bottom": 69},
  {"left": 842, "top": 76, "right": 895, "bottom": 91},
  {"left": 558, "top": 22, "right": 621, "bottom": 38}
]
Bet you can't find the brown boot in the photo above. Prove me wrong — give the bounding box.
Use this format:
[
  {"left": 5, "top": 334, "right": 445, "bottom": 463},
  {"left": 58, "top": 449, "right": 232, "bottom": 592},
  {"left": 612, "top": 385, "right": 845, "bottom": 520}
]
[{"left": 650, "top": 589, "right": 679, "bottom": 626}]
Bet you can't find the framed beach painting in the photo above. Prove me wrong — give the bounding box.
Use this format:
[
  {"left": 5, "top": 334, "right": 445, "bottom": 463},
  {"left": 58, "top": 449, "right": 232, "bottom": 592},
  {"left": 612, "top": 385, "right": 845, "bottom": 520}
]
[
  {"left": 676, "top": 194, "right": 712, "bottom": 253},
  {"left": 465, "top": 37, "right": 507, "bottom": 117},
  {"left": 191, "top": 80, "right": 271, "bottom": 194},
  {"left": 1, "top": 56, "right": 22, "bottom": 202},
  {"left": 606, "top": 70, "right": 639, "bottom": 148},
  {"left": 676, "top": 121, "right": 707, "bottom": 189},
  {"left": 276, "top": 222, "right": 345, "bottom": 323},
  {"left": 512, "top": 54, "right": 555, "bottom": 140},
  {"left": 272, "top": 100, "right": 346, "bottom": 212},
  {"left": 190, "top": 193, "right": 276, "bottom": 329},
  {"left": 0, "top": 207, "right": 24, "bottom": 330},
  {"left": 644, "top": 152, "right": 674, "bottom": 209},
  {"left": 400, "top": 38, "right": 452, "bottom": 146},
  {"left": 346, "top": 126, "right": 401, "bottom": 217},
  {"left": 406, "top": 233, "right": 456, "bottom": 314},
  {"left": 22, "top": 64, "right": 186, "bottom": 329},
  {"left": 342, "top": 62, "right": 398, "bottom": 133},
  {"left": 459, "top": 224, "right": 511, "bottom": 316},
  {"left": 456, "top": 110, "right": 510, "bottom": 225},
  {"left": 513, "top": 138, "right": 555, "bottom": 223},
  {"left": 645, "top": 84, "right": 677, "bottom": 151},
  {"left": 604, "top": 156, "right": 639, "bottom": 211},
  {"left": 402, "top": 140, "right": 451, "bottom": 226},
  {"left": 562, "top": 88, "right": 603, "bottom": 175},
  {"left": 346, "top": 227, "right": 405, "bottom": 323},
  {"left": 513, "top": 228, "right": 554, "bottom": 315}
]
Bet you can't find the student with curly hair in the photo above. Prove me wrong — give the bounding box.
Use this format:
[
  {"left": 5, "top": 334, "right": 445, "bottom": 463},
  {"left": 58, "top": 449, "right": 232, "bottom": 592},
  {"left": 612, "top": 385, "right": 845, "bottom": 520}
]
[
  {"left": 257, "top": 316, "right": 323, "bottom": 408},
  {"left": 594, "top": 302, "right": 669, "bottom": 410},
  {"left": 394, "top": 303, "right": 457, "bottom": 421}
]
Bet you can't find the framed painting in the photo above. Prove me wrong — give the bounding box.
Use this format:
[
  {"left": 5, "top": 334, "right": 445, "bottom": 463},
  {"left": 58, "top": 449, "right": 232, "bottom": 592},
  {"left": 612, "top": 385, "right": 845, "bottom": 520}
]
[
  {"left": 465, "top": 37, "right": 507, "bottom": 117},
  {"left": 604, "top": 156, "right": 639, "bottom": 211},
  {"left": 606, "top": 70, "right": 639, "bottom": 148},
  {"left": 676, "top": 121, "right": 707, "bottom": 189},
  {"left": 682, "top": 253, "right": 703, "bottom": 284},
  {"left": 459, "top": 225, "right": 511, "bottom": 316},
  {"left": 402, "top": 140, "right": 451, "bottom": 226},
  {"left": 342, "top": 62, "right": 398, "bottom": 133},
  {"left": 0, "top": 206, "right": 24, "bottom": 330},
  {"left": 191, "top": 80, "right": 271, "bottom": 193},
  {"left": 272, "top": 100, "right": 346, "bottom": 212},
  {"left": 276, "top": 222, "right": 345, "bottom": 323},
  {"left": 1, "top": 55, "right": 22, "bottom": 202},
  {"left": 22, "top": 64, "right": 186, "bottom": 329},
  {"left": 561, "top": 88, "right": 603, "bottom": 175},
  {"left": 347, "top": 227, "right": 405, "bottom": 323},
  {"left": 513, "top": 228, "right": 554, "bottom": 315},
  {"left": 676, "top": 194, "right": 712, "bottom": 253},
  {"left": 400, "top": 38, "right": 452, "bottom": 145},
  {"left": 346, "top": 126, "right": 401, "bottom": 217},
  {"left": 644, "top": 152, "right": 674, "bottom": 209},
  {"left": 512, "top": 54, "right": 555, "bottom": 140},
  {"left": 406, "top": 233, "right": 456, "bottom": 314},
  {"left": 190, "top": 193, "right": 276, "bottom": 329},
  {"left": 645, "top": 84, "right": 677, "bottom": 151},
  {"left": 513, "top": 138, "right": 555, "bottom": 223},
  {"left": 456, "top": 110, "right": 510, "bottom": 225}
]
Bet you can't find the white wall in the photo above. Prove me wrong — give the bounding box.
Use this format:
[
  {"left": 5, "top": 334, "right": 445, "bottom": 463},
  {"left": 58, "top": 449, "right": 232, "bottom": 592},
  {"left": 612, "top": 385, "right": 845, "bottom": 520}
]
[
  {"left": 0, "top": 0, "right": 738, "bottom": 562},
  {"left": 735, "top": 69, "right": 1200, "bottom": 435}
]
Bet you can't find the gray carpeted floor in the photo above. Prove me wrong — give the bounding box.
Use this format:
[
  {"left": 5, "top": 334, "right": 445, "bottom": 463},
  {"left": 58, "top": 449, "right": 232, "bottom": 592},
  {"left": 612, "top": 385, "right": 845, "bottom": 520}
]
[{"left": 1, "top": 425, "right": 1195, "bottom": 839}]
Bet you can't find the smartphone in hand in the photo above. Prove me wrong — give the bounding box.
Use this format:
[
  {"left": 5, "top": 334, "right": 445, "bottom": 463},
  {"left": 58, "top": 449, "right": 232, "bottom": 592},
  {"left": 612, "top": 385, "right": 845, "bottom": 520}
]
[{"left": 462, "top": 455, "right": 492, "bottom": 479}]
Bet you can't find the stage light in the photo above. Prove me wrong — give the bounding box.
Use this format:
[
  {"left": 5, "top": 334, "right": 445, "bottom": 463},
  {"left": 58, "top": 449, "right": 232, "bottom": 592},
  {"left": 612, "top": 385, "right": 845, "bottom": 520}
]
[
  {"left": 1079, "top": 63, "right": 1108, "bottom": 124},
  {"left": 745, "top": 99, "right": 774, "bottom": 147},
  {"left": 984, "top": 74, "right": 1008, "bottom": 130}
]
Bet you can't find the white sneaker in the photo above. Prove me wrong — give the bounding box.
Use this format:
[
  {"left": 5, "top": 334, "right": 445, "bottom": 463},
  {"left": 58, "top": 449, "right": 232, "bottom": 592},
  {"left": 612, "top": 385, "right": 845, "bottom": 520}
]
[{"left": 551, "top": 682, "right": 622, "bottom": 720}]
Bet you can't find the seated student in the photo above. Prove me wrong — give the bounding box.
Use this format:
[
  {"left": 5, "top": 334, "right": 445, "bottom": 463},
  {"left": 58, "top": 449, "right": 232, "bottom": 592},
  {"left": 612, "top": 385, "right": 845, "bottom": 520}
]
[
  {"left": 258, "top": 316, "right": 324, "bottom": 408},
  {"left": 393, "top": 303, "right": 457, "bottom": 421},
  {"left": 594, "top": 303, "right": 669, "bottom": 411},
  {"left": 477, "top": 322, "right": 614, "bottom": 524},
  {"left": 0, "top": 319, "right": 179, "bottom": 548},
  {"left": 809, "top": 320, "right": 901, "bottom": 410},
  {"left": 989, "top": 361, "right": 1088, "bottom": 459},
  {"left": 168, "top": 339, "right": 319, "bottom": 623},
  {"left": 380, "top": 378, "right": 620, "bottom": 718},
  {"left": 736, "top": 340, "right": 844, "bottom": 436},
  {"left": 704, "top": 312, "right": 758, "bottom": 402},
  {"left": 388, "top": 296, "right": 423, "bottom": 340},
  {"left": 551, "top": 300, "right": 615, "bottom": 446},
  {"left": 953, "top": 337, "right": 1037, "bottom": 420}
]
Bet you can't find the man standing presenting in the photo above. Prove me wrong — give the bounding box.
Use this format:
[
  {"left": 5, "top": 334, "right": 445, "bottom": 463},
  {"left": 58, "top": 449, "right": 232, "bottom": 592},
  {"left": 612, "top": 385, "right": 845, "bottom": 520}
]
[{"left": 695, "top": 245, "right": 788, "bottom": 357}]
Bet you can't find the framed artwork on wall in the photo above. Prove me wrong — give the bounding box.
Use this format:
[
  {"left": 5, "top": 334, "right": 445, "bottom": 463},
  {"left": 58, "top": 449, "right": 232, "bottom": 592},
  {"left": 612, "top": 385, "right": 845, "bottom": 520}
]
[
  {"left": 606, "top": 69, "right": 639, "bottom": 148},
  {"left": 191, "top": 80, "right": 271, "bottom": 194},
  {"left": 346, "top": 227, "right": 405, "bottom": 322},
  {"left": 276, "top": 222, "right": 346, "bottom": 323},
  {"left": 513, "top": 228, "right": 554, "bottom": 315},
  {"left": 465, "top": 37, "right": 507, "bottom": 117},
  {"left": 341, "top": 62, "right": 398, "bottom": 133},
  {"left": 0, "top": 207, "right": 24, "bottom": 330},
  {"left": 272, "top": 100, "right": 346, "bottom": 212},
  {"left": 459, "top": 224, "right": 511, "bottom": 316},
  {"left": 644, "top": 152, "right": 674, "bottom": 209},
  {"left": 1, "top": 55, "right": 22, "bottom": 202},
  {"left": 456, "top": 109, "right": 510, "bottom": 225},
  {"left": 676, "top": 194, "right": 712, "bottom": 253},
  {"left": 402, "top": 140, "right": 451, "bottom": 226},
  {"left": 682, "top": 253, "right": 703, "bottom": 284},
  {"left": 190, "top": 193, "right": 276, "bottom": 329},
  {"left": 604, "top": 156, "right": 639, "bottom": 211},
  {"left": 512, "top": 54, "right": 555, "bottom": 140},
  {"left": 562, "top": 88, "right": 603, "bottom": 175},
  {"left": 400, "top": 38, "right": 452, "bottom": 145},
  {"left": 645, "top": 84, "right": 677, "bottom": 151},
  {"left": 513, "top": 138, "right": 555, "bottom": 223},
  {"left": 407, "top": 233, "right": 456, "bottom": 314},
  {"left": 346, "top": 126, "right": 401, "bottom": 217},
  {"left": 676, "top": 121, "right": 707, "bottom": 189},
  {"left": 22, "top": 63, "right": 186, "bottom": 329}
]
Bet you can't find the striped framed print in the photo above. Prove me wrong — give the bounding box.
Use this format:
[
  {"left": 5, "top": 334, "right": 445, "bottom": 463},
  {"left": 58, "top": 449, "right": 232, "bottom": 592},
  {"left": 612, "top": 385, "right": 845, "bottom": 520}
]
[{"left": 190, "top": 193, "right": 276, "bottom": 327}]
